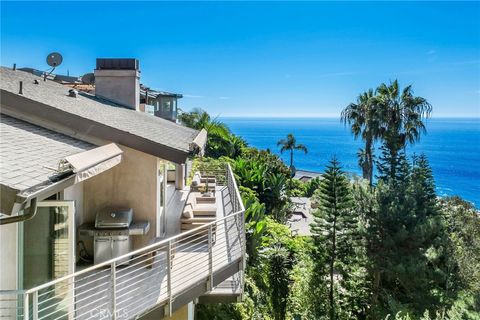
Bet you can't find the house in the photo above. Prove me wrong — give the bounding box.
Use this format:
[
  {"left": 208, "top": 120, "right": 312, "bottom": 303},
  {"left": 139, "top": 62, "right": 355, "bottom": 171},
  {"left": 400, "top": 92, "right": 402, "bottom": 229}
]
[
  {"left": 19, "top": 59, "right": 183, "bottom": 122},
  {"left": 0, "top": 61, "right": 245, "bottom": 320},
  {"left": 140, "top": 85, "right": 182, "bottom": 122},
  {"left": 95, "top": 58, "right": 183, "bottom": 122}
]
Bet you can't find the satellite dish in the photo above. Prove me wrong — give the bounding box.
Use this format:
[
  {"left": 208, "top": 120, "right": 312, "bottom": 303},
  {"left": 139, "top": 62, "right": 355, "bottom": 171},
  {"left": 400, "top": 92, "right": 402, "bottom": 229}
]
[
  {"left": 81, "top": 73, "right": 95, "bottom": 85},
  {"left": 46, "top": 52, "right": 63, "bottom": 67}
]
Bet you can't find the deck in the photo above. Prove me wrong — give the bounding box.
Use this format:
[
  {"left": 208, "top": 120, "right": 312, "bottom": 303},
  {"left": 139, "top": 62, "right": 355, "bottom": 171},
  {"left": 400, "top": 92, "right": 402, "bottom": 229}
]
[
  {"left": 71, "top": 186, "right": 242, "bottom": 319},
  {"left": 0, "top": 164, "right": 245, "bottom": 320}
]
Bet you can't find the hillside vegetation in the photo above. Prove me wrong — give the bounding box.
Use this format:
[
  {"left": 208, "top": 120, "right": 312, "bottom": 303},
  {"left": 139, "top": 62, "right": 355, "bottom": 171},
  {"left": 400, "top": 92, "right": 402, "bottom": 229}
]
[{"left": 179, "top": 81, "right": 479, "bottom": 320}]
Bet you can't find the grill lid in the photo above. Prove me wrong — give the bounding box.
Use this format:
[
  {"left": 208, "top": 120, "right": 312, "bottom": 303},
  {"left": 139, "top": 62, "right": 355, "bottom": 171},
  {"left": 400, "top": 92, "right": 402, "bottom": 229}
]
[{"left": 95, "top": 208, "right": 133, "bottom": 229}]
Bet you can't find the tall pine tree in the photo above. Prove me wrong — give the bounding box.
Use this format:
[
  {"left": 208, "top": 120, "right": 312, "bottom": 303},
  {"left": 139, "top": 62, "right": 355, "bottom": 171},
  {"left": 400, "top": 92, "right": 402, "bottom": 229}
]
[
  {"left": 310, "top": 157, "right": 357, "bottom": 320},
  {"left": 368, "top": 153, "right": 447, "bottom": 316}
]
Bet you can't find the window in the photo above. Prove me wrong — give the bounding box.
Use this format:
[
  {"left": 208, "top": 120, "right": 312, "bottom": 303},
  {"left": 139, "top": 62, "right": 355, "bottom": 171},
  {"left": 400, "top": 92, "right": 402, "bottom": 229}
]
[
  {"left": 162, "top": 99, "right": 171, "bottom": 112},
  {"left": 173, "top": 99, "right": 177, "bottom": 112}
]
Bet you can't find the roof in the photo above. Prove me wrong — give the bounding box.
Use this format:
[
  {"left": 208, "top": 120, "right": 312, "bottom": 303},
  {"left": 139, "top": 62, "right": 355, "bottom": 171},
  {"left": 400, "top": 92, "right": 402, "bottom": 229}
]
[
  {"left": 293, "top": 169, "right": 322, "bottom": 181},
  {"left": 0, "top": 114, "right": 95, "bottom": 213},
  {"left": 17, "top": 67, "right": 81, "bottom": 84},
  {"left": 63, "top": 83, "right": 95, "bottom": 93},
  {"left": 0, "top": 114, "right": 94, "bottom": 190},
  {"left": 0, "top": 67, "right": 200, "bottom": 162},
  {"left": 288, "top": 197, "right": 313, "bottom": 236},
  {"left": 140, "top": 85, "right": 183, "bottom": 99},
  {"left": 291, "top": 196, "right": 310, "bottom": 204}
]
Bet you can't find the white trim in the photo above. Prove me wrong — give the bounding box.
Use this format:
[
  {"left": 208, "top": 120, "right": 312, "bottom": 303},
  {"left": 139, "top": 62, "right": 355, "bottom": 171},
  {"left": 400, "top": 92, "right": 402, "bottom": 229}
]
[
  {"left": 163, "top": 163, "right": 168, "bottom": 236},
  {"left": 156, "top": 163, "right": 168, "bottom": 238}
]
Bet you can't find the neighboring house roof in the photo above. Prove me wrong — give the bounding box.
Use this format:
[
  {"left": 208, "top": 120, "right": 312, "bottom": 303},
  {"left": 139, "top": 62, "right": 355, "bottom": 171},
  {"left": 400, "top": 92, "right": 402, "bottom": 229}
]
[
  {"left": 0, "top": 114, "right": 95, "bottom": 213},
  {"left": 63, "top": 83, "right": 95, "bottom": 93},
  {"left": 288, "top": 197, "right": 314, "bottom": 236},
  {"left": 140, "top": 85, "right": 183, "bottom": 99},
  {"left": 0, "top": 67, "right": 202, "bottom": 163},
  {"left": 293, "top": 169, "right": 322, "bottom": 181}
]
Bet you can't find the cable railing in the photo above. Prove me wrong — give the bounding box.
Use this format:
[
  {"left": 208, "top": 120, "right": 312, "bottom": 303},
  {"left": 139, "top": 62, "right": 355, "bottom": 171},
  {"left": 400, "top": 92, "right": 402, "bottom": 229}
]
[{"left": 0, "top": 163, "right": 245, "bottom": 320}]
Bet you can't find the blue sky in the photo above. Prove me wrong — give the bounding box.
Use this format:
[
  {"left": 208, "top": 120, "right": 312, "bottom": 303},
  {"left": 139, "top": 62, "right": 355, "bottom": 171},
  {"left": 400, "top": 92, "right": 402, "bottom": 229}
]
[{"left": 1, "top": 1, "right": 479, "bottom": 117}]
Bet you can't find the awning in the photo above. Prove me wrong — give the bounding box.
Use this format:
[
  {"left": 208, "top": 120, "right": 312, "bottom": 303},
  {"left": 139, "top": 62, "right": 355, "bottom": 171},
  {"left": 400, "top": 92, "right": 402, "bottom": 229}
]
[
  {"left": 1, "top": 143, "right": 123, "bottom": 216},
  {"left": 58, "top": 143, "right": 123, "bottom": 183}
]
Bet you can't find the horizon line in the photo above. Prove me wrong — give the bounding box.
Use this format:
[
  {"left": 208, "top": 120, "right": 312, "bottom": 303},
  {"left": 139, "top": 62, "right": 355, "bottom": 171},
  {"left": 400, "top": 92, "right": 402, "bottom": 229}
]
[{"left": 217, "top": 115, "right": 480, "bottom": 119}]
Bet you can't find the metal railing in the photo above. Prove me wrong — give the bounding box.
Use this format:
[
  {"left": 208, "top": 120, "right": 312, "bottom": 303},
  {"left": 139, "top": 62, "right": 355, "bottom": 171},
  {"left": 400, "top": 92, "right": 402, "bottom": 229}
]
[{"left": 0, "top": 163, "right": 245, "bottom": 320}]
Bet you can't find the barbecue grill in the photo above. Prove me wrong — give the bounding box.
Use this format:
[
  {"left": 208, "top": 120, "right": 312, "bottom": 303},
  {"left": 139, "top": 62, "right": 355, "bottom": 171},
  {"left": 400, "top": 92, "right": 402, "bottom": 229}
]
[
  {"left": 78, "top": 208, "right": 150, "bottom": 265},
  {"left": 93, "top": 208, "right": 133, "bottom": 264},
  {"left": 95, "top": 208, "right": 133, "bottom": 229}
]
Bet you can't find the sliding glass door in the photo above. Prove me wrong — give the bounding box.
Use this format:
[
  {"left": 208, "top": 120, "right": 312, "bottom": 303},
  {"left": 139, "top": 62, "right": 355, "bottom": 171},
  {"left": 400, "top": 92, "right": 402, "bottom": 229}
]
[{"left": 22, "top": 201, "right": 75, "bottom": 319}]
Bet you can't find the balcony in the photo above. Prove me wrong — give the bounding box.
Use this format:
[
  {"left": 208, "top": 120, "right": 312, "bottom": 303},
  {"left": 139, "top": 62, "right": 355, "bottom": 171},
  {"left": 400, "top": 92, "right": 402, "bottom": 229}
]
[
  {"left": 139, "top": 103, "right": 155, "bottom": 116},
  {"left": 0, "top": 164, "right": 245, "bottom": 320}
]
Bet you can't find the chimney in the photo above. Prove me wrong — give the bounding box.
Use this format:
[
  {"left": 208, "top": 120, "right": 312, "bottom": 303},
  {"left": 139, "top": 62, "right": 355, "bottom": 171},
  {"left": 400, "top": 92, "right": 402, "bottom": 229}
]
[{"left": 94, "top": 58, "right": 140, "bottom": 111}]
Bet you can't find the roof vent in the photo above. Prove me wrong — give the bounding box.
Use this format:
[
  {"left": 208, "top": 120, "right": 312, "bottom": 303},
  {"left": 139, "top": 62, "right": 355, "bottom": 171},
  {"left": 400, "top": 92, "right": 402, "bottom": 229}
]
[{"left": 68, "top": 89, "right": 78, "bottom": 98}]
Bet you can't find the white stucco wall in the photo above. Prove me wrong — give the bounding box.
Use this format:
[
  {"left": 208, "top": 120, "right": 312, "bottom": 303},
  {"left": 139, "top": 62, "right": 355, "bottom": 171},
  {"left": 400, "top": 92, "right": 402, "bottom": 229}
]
[
  {"left": 83, "top": 145, "right": 159, "bottom": 250},
  {"left": 64, "top": 182, "right": 84, "bottom": 228}
]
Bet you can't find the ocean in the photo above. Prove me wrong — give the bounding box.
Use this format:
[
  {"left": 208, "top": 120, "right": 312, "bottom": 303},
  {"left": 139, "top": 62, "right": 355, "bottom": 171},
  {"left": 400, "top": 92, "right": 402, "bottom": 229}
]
[{"left": 221, "top": 117, "right": 480, "bottom": 207}]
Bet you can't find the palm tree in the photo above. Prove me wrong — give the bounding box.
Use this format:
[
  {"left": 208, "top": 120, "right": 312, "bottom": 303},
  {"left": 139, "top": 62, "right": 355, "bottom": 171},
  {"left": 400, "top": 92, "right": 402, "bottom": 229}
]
[
  {"left": 225, "top": 135, "right": 247, "bottom": 159},
  {"left": 178, "top": 107, "right": 230, "bottom": 138},
  {"left": 373, "top": 80, "right": 432, "bottom": 179},
  {"left": 179, "top": 108, "right": 237, "bottom": 157},
  {"left": 341, "top": 89, "right": 379, "bottom": 185},
  {"left": 277, "top": 133, "right": 308, "bottom": 171}
]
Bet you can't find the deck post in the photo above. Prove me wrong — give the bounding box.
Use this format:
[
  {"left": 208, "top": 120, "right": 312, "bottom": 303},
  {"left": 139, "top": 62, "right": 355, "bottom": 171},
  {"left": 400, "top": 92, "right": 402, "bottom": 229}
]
[
  {"left": 208, "top": 224, "right": 214, "bottom": 291},
  {"left": 111, "top": 261, "right": 117, "bottom": 320},
  {"left": 32, "top": 291, "right": 38, "bottom": 320},
  {"left": 23, "top": 293, "right": 29, "bottom": 320},
  {"left": 166, "top": 240, "right": 173, "bottom": 316}
]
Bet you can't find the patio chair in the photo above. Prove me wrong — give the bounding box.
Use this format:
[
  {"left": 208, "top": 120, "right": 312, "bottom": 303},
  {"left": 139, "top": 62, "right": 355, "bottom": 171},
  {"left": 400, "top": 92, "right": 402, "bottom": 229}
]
[
  {"left": 190, "top": 172, "right": 217, "bottom": 193},
  {"left": 180, "top": 197, "right": 217, "bottom": 241}
]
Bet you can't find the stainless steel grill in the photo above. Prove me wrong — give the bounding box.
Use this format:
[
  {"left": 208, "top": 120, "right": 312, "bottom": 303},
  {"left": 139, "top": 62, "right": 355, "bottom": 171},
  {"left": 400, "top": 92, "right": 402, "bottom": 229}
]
[
  {"left": 78, "top": 207, "right": 150, "bottom": 265},
  {"left": 94, "top": 208, "right": 133, "bottom": 265},
  {"left": 95, "top": 208, "right": 133, "bottom": 229}
]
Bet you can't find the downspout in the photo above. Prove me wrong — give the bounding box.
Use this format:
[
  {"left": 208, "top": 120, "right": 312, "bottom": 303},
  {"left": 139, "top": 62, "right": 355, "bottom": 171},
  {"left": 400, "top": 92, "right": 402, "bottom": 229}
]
[{"left": 0, "top": 198, "right": 38, "bottom": 225}]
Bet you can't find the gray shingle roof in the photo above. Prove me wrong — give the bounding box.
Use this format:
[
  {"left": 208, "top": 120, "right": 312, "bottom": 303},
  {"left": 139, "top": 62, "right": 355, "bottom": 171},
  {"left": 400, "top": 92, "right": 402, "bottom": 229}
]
[
  {"left": 0, "top": 114, "right": 94, "bottom": 192},
  {"left": 0, "top": 66, "right": 199, "bottom": 153}
]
